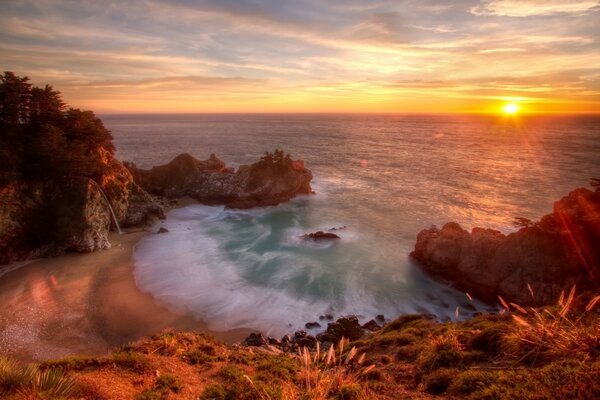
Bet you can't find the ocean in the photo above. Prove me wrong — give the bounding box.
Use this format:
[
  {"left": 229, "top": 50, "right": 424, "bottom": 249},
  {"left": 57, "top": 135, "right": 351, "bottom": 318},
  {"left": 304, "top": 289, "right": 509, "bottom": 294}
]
[{"left": 103, "top": 113, "right": 600, "bottom": 336}]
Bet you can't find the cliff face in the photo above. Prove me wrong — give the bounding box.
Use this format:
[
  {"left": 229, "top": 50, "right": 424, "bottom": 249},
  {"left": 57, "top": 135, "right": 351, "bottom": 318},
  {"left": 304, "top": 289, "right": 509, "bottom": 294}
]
[
  {"left": 0, "top": 154, "right": 164, "bottom": 265},
  {"left": 411, "top": 188, "right": 600, "bottom": 305},
  {"left": 0, "top": 180, "right": 111, "bottom": 264},
  {"left": 130, "top": 153, "right": 313, "bottom": 209}
]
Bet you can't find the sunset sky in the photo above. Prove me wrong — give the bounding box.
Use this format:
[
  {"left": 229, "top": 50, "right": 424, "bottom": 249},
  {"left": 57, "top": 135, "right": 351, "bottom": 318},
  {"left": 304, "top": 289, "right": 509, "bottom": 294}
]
[{"left": 1, "top": 0, "right": 599, "bottom": 113}]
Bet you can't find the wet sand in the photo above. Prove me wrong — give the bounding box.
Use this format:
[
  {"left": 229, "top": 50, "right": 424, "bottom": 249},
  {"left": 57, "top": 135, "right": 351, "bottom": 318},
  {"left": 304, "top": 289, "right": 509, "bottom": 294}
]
[{"left": 0, "top": 227, "right": 249, "bottom": 363}]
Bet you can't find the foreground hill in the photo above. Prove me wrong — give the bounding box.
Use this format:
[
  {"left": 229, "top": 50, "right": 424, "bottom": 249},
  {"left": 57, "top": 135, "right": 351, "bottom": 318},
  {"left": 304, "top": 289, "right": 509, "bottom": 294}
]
[{"left": 1, "top": 292, "right": 598, "bottom": 399}]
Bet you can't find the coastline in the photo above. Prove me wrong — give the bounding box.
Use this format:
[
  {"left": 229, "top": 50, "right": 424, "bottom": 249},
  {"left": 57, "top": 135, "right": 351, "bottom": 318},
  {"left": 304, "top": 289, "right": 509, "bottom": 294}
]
[{"left": 0, "top": 198, "right": 249, "bottom": 363}]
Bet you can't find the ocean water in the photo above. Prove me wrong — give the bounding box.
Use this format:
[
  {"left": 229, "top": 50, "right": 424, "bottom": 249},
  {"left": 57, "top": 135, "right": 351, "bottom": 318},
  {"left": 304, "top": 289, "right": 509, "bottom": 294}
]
[{"left": 103, "top": 114, "right": 600, "bottom": 336}]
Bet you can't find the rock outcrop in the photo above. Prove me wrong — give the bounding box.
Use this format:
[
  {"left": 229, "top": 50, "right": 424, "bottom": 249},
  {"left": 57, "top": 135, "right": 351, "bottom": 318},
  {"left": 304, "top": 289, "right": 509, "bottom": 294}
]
[
  {"left": 129, "top": 152, "right": 313, "bottom": 209},
  {"left": 411, "top": 187, "right": 600, "bottom": 306}
]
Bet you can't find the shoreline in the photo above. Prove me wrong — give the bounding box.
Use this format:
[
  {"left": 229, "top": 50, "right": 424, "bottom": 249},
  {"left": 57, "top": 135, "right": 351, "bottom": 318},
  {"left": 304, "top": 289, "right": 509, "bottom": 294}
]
[{"left": 0, "top": 200, "right": 249, "bottom": 363}]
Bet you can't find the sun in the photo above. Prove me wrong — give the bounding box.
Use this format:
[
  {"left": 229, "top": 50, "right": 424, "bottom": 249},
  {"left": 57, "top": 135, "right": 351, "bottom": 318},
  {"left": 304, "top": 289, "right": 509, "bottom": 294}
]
[{"left": 503, "top": 103, "right": 519, "bottom": 114}]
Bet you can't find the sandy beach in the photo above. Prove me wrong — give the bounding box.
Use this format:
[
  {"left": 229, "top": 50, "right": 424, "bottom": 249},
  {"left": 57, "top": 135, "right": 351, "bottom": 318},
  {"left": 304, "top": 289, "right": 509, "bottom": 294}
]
[{"left": 0, "top": 222, "right": 249, "bottom": 363}]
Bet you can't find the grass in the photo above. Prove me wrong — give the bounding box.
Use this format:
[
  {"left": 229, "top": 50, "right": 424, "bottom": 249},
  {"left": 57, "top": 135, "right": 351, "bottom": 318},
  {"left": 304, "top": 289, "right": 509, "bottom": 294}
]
[
  {"left": 500, "top": 287, "right": 600, "bottom": 364},
  {"left": 299, "top": 337, "right": 376, "bottom": 400},
  {"left": 0, "top": 357, "right": 80, "bottom": 399},
  {"left": 2, "top": 290, "right": 597, "bottom": 399}
]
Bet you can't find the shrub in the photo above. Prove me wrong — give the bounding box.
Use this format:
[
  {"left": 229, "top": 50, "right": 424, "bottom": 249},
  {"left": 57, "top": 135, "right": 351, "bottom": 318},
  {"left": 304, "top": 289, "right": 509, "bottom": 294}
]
[
  {"left": 447, "top": 369, "right": 495, "bottom": 396},
  {"left": 155, "top": 374, "right": 183, "bottom": 393},
  {"left": 112, "top": 349, "right": 152, "bottom": 373},
  {"left": 200, "top": 384, "right": 227, "bottom": 400},
  {"left": 257, "top": 355, "right": 299, "bottom": 381},
  {"left": 336, "top": 383, "right": 363, "bottom": 400},
  {"left": 423, "top": 368, "right": 455, "bottom": 394}
]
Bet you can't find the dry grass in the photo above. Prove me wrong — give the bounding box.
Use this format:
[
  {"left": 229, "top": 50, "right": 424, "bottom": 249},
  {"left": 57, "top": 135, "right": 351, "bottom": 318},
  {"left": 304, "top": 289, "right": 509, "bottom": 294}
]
[
  {"left": 501, "top": 286, "right": 600, "bottom": 364},
  {"left": 299, "top": 337, "right": 376, "bottom": 399}
]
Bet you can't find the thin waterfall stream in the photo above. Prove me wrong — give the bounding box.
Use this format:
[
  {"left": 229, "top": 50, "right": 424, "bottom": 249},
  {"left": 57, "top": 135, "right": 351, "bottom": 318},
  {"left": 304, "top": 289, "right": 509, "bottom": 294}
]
[{"left": 89, "top": 179, "right": 123, "bottom": 234}]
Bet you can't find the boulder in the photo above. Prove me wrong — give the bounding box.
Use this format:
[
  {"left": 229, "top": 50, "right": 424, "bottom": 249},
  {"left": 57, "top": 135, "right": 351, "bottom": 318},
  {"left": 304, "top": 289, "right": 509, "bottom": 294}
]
[
  {"left": 322, "top": 315, "right": 364, "bottom": 343},
  {"left": 362, "top": 320, "right": 381, "bottom": 332},
  {"left": 305, "top": 321, "right": 321, "bottom": 329},
  {"left": 243, "top": 332, "right": 266, "bottom": 347},
  {"left": 411, "top": 188, "right": 600, "bottom": 306}
]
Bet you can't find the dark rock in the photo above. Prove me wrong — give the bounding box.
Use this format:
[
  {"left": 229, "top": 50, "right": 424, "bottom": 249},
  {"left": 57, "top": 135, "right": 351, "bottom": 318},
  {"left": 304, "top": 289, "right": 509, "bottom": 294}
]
[
  {"left": 362, "top": 320, "right": 381, "bottom": 331},
  {"left": 376, "top": 314, "right": 385, "bottom": 323},
  {"left": 294, "top": 330, "right": 307, "bottom": 339},
  {"left": 243, "top": 332, "right": 266, "bottom": 347},
  {"left": 324, "top": 315, "right": 364, "bottom": 343},
  {"left": 295, "top": 335, "right": 317, "bottom": 349},
  {"left": 268, "top": 337, "right": 281, "bottom": 346},
  {"left": 316, "top": 332, "right": 336, "bottom": 343},
  {"left": 302, "top": 231, "right": 340, "bottom": 241},
  {"left": 281, "top": 334, "right": 292, "bottom": 344},
  {"left": 129, "top": 152, "right": 313, "bottom": 209},
  {"left": 305, "top": 321, "right": 321, "bottom": 329},
  {"left": 328, "top": 226, "right": 347, "bottom": 231},
  {"left": 411, "top": 188, "right": 600, "bottom": 306},
  {"left": 157, "top": 227, "right": 169, "bottom": 234}
]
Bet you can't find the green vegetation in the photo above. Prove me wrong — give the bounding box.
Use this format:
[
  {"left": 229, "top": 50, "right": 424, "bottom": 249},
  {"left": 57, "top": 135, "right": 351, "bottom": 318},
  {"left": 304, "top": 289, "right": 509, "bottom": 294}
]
[
  {"left": 0, "top": 357, "right": 80, "bottom": 399},
  {"left": 2, "top": 291, "right": 597, "bottom": 399},
  {"left": 136, "top": 374, "right": 184, "bottom": 400}
]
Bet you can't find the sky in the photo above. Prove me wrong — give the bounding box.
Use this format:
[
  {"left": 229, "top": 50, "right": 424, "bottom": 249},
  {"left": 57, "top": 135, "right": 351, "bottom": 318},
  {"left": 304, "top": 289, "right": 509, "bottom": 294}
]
[{"left": 1, "top": 0, "right": 600, "bottom": 114}]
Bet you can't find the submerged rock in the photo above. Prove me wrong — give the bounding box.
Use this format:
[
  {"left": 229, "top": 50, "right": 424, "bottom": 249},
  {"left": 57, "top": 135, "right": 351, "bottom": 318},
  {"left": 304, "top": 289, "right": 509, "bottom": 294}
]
[
  {"left": 157, "top": 227, "right": 169, "bottom": 234},
  {"left": 302, "top": 231, "right": 341, "bottom": 241},
  {"left": 305, "top": 321, "right": 321, "bottom": 329},
  {"left": 411, "top": 187, "right": 600, "bottom": 306},
  {"left": 128, "top": 151, "right": 313, "bottom": 209}
]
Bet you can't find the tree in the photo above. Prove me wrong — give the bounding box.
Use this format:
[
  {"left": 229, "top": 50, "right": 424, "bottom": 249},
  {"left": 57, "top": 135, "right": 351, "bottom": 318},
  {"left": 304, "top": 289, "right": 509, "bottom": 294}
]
[
  {"left": 29, "top": 85, "right": 65, "bottom": 124},
  {"left": 0, "top": 71, "right": 32, "bottom": 125},
  {"left": 0, "top": 72, "right": 118, "bottom": 180}
]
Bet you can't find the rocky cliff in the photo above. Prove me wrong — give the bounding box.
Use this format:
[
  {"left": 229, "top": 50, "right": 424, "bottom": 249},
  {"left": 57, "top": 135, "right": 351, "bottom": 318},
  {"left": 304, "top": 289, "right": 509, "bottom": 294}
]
[
  {"left": 129, "top": 151, "right": 313, "bottom": 209},
  {"left": 0, "top": 162, "right": 164, "bottom": 265},
  {"left": 411, "top": 187, "right": 600, "bottom": 305}
]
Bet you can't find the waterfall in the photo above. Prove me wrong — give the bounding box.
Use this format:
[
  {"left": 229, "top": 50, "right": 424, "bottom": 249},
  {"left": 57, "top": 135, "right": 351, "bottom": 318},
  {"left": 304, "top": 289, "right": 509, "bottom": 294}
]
[{"left": 89, "top": 179, "right": 123, "bottom": 234}]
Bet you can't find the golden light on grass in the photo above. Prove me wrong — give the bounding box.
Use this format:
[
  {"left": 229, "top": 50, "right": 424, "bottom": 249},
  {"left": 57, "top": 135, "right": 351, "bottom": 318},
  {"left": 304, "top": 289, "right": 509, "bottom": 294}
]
[{"left": 503, "top": 103, "right": 520, "bottom": 115}]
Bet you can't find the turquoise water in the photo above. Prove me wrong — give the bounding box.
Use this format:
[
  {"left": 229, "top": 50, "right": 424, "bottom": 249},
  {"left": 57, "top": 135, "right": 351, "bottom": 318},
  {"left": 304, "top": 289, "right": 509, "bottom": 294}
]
[{"left": 104, "top": 114, "right": 600, "bottom": 335}]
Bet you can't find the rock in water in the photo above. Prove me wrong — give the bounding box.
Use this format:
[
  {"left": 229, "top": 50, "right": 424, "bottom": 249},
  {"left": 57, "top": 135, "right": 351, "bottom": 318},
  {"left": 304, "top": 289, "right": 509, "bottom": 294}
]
[
  {"left": 411, "top": 187, "right": 600, "bottom": 306},
  {"left": 302, "top": 231, "right": 341, "bottom": 241},
  {"left": 128, "top": 152, "right": 313, "bottom": 209}
]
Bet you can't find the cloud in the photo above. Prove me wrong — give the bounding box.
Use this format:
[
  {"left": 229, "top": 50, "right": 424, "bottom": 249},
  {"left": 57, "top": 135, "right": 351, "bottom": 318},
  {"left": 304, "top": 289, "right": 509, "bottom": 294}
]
[
  {"left": 0, "top": 0, "right": 598, "bottom": 112},
  {"left": 470, "top": 0, "right": 600, "bottom": 17}
]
